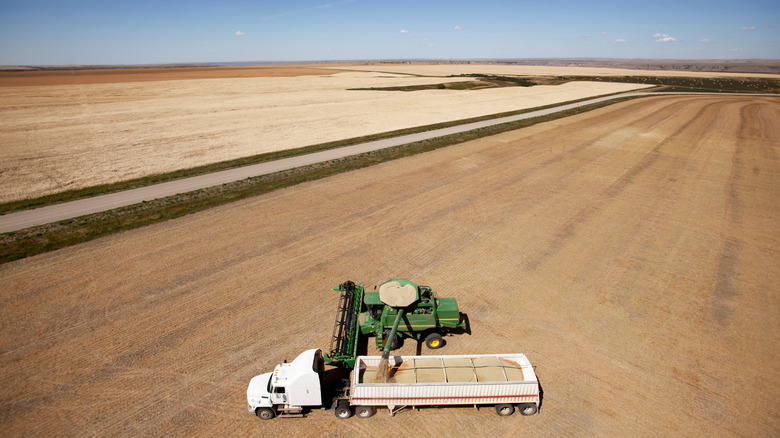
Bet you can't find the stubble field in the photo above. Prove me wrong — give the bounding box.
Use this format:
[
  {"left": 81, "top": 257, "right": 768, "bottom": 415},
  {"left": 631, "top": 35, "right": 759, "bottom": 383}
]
[
  {"left": 1, "top": 94, "right": 777, "bottom": 436},
  {"left": 0, "top": 65, "right": 658, "bottom": 203}
]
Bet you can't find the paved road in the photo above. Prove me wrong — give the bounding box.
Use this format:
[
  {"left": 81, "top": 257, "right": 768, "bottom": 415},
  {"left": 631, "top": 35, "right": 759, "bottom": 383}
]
[{"left": 0, "top": 92, "right": 771, "bottom": 233}]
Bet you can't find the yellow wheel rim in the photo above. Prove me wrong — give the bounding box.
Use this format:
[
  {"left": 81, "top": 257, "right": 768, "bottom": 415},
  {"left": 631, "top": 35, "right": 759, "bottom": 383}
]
[{"left": 430, "top": 339, "right": 439, "bottom": 347}]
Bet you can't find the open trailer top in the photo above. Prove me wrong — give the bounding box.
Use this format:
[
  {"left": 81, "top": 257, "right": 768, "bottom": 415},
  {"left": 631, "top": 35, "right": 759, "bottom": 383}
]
[{"left": 347, "top": 352, "right": 540, "bottom": 417}]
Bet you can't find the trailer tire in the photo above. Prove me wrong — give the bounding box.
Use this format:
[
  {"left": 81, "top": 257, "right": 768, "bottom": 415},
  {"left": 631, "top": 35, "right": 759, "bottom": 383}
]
[
  {"left": 355, "top": 406, "right": 376, "bottom": 418},
  {"left": 519, "top": 403, "right": 538, "bottom": 416},
  {"left": 334, "top": 403, "right": 353, "bottom": 419},
  {"left": 424, "top": 332, "right": 444, "bottom": 349},
  {"left": 255, "top": 407, "right": 275, "bottom": 420},
  {"left": 495, "top": 404, "right": 515, "bottom": 416}
]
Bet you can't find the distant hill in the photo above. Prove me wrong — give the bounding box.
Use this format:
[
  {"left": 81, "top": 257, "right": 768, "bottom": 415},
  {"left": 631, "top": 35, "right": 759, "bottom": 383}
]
[
  {"left": 3, "top": 58, "right": 779, "bottom": 74},
  {"left": 403, "top": 58, "right": 780, "bottom": 75}
]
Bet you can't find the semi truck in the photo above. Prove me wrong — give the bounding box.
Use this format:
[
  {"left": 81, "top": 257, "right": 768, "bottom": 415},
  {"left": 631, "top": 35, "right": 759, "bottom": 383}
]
[{"left": 246, "top": 348, "right": 540, "bottom": 419}]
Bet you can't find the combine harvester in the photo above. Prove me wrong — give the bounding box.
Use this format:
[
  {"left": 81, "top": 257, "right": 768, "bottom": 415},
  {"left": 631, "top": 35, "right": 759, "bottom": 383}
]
[
  {"left": 325, "top": 279, "right": 467, "bottom": 369},
  {"left": 246, "top": 279, "right": 540, "bottom": 419}
]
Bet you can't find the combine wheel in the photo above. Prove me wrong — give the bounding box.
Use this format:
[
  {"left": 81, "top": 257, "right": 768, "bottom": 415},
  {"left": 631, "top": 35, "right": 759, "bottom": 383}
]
[
  {"left": 424, "top": 332, "right": 444, "bottom": 349},
  {"left": 355, "top": 406, "right": 376, "bottom": 418},
  {"left": 519, "top": 403, "right": 538, "bottom": 416},
  {"left": 334, "top": 402, "right": 353, "bottom": 419},
  {"left": 255, "top": 407, "right": 275, "bottom": 420},
  {"left": 495, "top": 404, "right": 514, "bottom": 416}
]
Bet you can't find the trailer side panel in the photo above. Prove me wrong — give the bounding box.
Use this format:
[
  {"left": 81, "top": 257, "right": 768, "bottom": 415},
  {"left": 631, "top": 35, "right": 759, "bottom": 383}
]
[{"left": 351, "top": 353, "right": 540, "bottom": 408}]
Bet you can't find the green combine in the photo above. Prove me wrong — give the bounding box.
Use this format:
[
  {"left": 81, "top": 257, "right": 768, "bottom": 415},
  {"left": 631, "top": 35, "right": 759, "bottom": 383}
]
[{"left": 324, "top": 279, "right": 467, "bottom": 368}]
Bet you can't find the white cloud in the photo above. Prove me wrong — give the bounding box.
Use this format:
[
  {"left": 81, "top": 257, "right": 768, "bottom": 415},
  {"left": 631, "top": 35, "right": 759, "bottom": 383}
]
[
  {"left": 601, "top": 32, "right": 608, "bottom": 36},
  {"left": 729, "top": 47, "right": 744, "bottom": 52},
  {"left": 654, "top": 32, "right": 677, "bottom": 42},
  {"left": 400, "top": 29, "right": 409, "bottom": 34},
  {"left": 700, "top": 38, "right": 712, "bottom": 43},
  {"left": 614, "top": 38, "right": 627, "bottom": 44},
  {"left": 740, "top": 26, "right": 756, "bottom": 31},
  {"left": 235, "top": 31, "right": 245, "bottom": 36},
  {"left": 454, "top": 25, "right": 463, "bottom": 30}
]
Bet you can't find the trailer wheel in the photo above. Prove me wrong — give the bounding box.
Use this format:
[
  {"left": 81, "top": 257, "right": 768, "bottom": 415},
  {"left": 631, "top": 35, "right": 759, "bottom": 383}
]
[
  {"left": 255, "top": 407, "right": 275, "bottom": 420},
  {"left": 424, "top": 332, "right": 444, "bottom": 349},
  {"left": 334, "top": 403, "right": 353, "bottom": 419},
  {"left": 495, "top": 404, "right": 514, "bottom": 416},
  {"left": 519, "top": 403, "right": 538, "bottom": 416},
  {"left": 355, "top": 406, "right": 376, "bottom": 418}
]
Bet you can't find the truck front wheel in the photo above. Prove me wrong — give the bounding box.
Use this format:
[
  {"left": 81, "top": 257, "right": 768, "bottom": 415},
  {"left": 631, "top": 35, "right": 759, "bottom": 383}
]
[
  {"left": 335, "top": 403, "right": 353, "bottom": 419},
  {"left": 255, "top": 407, "right": 275, "bottom": 420}
]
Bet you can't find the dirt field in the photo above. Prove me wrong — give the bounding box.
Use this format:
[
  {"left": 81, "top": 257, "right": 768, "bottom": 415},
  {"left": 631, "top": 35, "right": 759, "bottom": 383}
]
[
  {"left": 1, "top": 94, "right": 777, "bottom": 436},
  {"left": 0, "top": 65, "right": 354, "bottom": 87},
  {"left": 0, "top": 66, "right": 656, "bottom": 203}
]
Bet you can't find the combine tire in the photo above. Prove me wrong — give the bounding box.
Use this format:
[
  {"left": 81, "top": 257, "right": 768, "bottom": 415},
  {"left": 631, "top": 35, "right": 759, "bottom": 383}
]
[
  {"left": 519, "top": 404, "right": 538, "bottom": 416},
  {"left": 424, "top": 332, "right": 444, "bottom": 349},
  {"left": 334, "top": 402, "right": 353, "bottom": 419},
  {"left": 495, "top": 404, "right": 514, "bottom": 416},
  {"left": 255, "top": 407, "right": 275, "bottom": 420},
  {"left": 355, "top": 406, "right": 376, "bottom": 418}
]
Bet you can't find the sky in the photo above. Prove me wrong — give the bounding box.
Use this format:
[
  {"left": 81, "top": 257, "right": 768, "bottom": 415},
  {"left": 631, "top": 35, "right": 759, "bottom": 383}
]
[{"left": 0, "top": 0, "right": 778, "bottom": 65}]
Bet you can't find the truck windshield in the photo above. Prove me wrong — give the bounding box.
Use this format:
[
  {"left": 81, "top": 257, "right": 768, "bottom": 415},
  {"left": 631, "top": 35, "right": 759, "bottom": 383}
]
[{"left": 266, "top": 377, "right": 285, "bottom": 394}]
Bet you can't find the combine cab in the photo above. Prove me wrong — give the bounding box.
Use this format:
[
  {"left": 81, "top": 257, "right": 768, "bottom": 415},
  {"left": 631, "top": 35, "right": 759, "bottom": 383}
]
[{"left": 324, "top": 279, "right": 467, "bottom": 368}]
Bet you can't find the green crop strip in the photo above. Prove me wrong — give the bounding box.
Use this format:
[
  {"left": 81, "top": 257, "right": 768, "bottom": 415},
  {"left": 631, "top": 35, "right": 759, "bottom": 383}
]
[
  {"left": 350, "top": 74, "right": 779, "bottom": 94},
  {"left": 558, "top": 75, "right": 780, "bottom": 93}
]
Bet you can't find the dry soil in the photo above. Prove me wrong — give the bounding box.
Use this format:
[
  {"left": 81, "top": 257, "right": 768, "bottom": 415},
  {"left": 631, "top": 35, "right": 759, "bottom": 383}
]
[{"left": 1, "top": 94, "right": 778, "bottom": 437}]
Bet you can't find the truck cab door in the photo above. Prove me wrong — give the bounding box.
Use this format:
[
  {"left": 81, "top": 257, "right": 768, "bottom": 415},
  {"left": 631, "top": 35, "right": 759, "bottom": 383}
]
[{"left": 270, "top": 386, "right": 287, "bottom": 404}]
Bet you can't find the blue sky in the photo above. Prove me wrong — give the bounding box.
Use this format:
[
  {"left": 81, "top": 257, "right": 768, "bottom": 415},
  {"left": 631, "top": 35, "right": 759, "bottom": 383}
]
[{"left": 0, "top": 0, "right": 778, "bottom": 65}]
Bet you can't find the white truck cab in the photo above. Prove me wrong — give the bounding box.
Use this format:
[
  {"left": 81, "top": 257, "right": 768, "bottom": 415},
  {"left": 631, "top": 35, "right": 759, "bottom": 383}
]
[{"left": 247, "top": 349, "right": 324, "bottom": 419}]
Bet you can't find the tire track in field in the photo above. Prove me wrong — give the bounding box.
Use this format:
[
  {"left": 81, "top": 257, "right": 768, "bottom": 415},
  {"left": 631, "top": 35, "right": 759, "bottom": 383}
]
[
  {"left": 523, "top": 98, "right": 723, "bottom": 271},
  {"left": 711, "top": 100, "right": 773, "bottom": 326}
]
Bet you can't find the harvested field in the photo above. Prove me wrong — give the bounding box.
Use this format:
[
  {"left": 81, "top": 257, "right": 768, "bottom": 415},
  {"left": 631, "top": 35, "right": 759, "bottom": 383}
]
[
  {"left": 0, "top": 66, "right": 654, "bottom": 203},
  {"left": 0, "top": 65, "right": 354, "bottom": 87},
  {"left": 1, "top": 94, "right": 778, "bottom": 436}
]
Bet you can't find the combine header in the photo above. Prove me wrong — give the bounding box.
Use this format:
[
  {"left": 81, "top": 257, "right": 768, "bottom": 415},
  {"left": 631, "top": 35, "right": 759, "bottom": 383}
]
[{"left": 326, "top": 281, "right": 364, "bottom": 368}]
